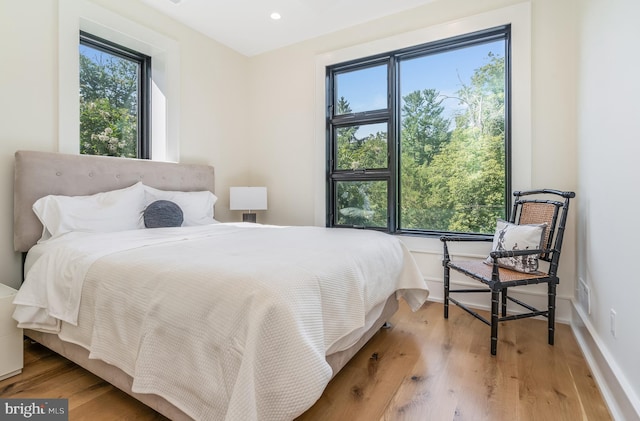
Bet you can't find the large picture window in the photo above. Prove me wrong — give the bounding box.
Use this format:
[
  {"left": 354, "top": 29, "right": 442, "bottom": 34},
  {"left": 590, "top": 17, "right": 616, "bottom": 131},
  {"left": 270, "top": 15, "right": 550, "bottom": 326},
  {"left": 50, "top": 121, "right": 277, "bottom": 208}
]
[
  {"left": 327, "top": 26, "right": 511, "bottom": 236},
  {"left": 79, "top": 31, "right": 151, "bottom": 159}
]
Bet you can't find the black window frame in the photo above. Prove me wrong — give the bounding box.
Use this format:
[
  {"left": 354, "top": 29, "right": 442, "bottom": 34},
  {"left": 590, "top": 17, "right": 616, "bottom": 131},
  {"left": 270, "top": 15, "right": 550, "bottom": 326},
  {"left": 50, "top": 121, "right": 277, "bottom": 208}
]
[
  {"left": 79, "top": 31, "right": 152, "bottom": 159},
  {"left": 326, "top": 25, "right": 512, "bottom": 237}
]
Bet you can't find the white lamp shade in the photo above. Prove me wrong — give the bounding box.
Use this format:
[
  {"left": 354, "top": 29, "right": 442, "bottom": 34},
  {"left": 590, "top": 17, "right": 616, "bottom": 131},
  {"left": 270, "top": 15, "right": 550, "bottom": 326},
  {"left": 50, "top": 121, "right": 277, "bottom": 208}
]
[{"left": 229, "top": 187, "right": 268, "bottom": 211}]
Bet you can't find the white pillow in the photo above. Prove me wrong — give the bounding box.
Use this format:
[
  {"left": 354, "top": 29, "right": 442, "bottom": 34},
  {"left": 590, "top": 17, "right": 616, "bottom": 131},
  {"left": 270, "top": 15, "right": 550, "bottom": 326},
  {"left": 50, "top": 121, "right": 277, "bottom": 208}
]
[
  {"left": 143, "top": 185, "right": 217, "bottom": 226},
  {"left": 484, "top": 219, "right": 547, "bottom": 273},
  {"left": 32, "top": 182, "right": 146, "bottom": 240}
]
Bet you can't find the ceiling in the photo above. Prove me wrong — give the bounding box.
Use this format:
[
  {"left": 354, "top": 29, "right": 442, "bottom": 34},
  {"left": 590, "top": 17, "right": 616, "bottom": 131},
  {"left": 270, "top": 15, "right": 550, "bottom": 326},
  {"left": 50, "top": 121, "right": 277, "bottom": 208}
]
[{"left": 139, "top": 0, "right": 438, "bottom": 57}]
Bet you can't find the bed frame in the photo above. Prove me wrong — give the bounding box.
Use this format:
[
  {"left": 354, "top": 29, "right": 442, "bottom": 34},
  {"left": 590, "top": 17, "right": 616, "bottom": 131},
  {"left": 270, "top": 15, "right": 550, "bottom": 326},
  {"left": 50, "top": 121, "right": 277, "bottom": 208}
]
[{"left": 12, "top": 150, "right": 398, "bottom": 420}]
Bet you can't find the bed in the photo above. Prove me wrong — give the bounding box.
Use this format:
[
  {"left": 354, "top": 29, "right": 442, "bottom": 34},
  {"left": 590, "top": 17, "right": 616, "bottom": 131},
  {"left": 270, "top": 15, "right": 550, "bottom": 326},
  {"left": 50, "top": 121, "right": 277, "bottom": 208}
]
[{"left": 11, "top": 150, "right": 429, "bottom": 421}]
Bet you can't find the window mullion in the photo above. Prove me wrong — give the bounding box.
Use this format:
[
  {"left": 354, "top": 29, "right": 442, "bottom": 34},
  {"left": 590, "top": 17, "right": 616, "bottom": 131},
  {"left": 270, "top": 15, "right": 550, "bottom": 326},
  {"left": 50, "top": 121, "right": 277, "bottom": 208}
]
[{"left": 389, "top": 56, "right": 398, "bottom": 233}]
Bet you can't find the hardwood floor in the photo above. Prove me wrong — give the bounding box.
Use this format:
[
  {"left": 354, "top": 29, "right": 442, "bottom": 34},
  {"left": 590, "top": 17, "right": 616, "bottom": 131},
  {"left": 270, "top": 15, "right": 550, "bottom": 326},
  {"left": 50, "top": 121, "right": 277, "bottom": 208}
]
[{"left": 0, "top": 300, "right": 611, "bottom": 421}]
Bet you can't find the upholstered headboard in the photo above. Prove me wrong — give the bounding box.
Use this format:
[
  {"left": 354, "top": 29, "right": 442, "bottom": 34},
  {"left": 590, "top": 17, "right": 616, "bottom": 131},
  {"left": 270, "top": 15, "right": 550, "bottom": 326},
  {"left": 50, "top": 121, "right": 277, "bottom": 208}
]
[{"left": 13, "top": 150, "right": 215, "bottom": 252}]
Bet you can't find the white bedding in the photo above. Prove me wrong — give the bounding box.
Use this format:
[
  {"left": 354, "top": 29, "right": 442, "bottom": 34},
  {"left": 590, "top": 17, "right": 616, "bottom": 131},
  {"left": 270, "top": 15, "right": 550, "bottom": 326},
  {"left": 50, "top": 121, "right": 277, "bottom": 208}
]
[{"left": 14, "top": 223, "right": 429, "bottom": 421}]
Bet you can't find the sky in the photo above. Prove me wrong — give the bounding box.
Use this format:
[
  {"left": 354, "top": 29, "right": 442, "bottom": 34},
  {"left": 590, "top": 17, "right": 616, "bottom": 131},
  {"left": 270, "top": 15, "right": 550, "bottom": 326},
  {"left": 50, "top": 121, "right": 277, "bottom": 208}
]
[
  {"left": 80, "top": 44, "right": 139, "bottom": 68},
  {"left": 335, "top": 39, "right": 505, "bottom": 122},
  {"left": 80, "top": 44, "right": 109, "bottom": 63}
]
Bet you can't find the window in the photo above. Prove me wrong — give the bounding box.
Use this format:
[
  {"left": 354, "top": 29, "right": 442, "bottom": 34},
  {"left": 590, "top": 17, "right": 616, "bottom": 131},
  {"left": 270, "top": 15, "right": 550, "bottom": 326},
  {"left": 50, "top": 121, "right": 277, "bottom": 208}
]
[
  {"left": 79, "top": 31, "right": 151, "bottom": 159},
  {"left": 326, "top": 26, "right": 511, "bottom": 236}
]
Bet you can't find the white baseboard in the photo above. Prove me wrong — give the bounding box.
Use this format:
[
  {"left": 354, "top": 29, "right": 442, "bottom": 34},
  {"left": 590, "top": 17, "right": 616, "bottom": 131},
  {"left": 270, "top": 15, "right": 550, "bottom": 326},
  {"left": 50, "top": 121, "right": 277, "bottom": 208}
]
[{"left": 570, "top": 302, "right": 640, "bottom": 421}]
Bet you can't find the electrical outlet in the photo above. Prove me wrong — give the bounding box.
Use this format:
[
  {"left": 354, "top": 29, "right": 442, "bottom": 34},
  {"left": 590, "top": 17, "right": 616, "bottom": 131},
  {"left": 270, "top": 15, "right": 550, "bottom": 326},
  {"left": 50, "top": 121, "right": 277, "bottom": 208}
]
[
  {"left": 578, "top": 277, "right": 591, "bottom": 314},
  {"left": 610, "top": 309, "right": 617, "bottom": 338}
]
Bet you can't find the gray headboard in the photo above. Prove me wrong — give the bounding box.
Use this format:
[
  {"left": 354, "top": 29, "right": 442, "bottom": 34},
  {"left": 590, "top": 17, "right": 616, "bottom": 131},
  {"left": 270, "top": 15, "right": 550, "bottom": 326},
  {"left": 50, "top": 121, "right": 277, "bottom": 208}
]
[{"left": 14, "top": 150, "right": 215, "bottom": 252}]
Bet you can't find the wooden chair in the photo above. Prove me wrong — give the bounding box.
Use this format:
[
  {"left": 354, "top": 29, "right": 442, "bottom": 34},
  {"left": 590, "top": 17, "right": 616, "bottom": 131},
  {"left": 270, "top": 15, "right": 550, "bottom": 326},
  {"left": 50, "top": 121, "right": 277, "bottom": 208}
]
[{"left": 440, "top": 189, "right": 575, "bottom": 355}]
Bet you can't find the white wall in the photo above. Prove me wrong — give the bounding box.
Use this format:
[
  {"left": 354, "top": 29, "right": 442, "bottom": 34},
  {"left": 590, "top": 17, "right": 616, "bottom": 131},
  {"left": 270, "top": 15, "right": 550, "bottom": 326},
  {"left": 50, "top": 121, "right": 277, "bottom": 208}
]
[
  {"left": 575, "top": 0, "right": 640, "bottom": 419},
  {"left": 247, "top": 0, "right": 579, "bottom": 319},
  {"left": 0, "top": 0, "right": 250, "bottom": 289}
]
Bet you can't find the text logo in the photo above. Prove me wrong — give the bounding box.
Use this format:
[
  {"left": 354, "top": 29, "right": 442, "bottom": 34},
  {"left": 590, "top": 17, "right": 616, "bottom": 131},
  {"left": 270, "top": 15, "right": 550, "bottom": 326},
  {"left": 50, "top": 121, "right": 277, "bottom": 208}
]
[{"left": 1, "top": 399, "right": 68, "bottom": 420}]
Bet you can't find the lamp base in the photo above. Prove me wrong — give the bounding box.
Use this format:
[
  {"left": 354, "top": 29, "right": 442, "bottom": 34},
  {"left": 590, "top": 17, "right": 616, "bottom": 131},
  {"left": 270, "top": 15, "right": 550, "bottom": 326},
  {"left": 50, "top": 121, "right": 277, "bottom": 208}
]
[{"left": 242, "top": 213, "right": 257, "bottom": 223}]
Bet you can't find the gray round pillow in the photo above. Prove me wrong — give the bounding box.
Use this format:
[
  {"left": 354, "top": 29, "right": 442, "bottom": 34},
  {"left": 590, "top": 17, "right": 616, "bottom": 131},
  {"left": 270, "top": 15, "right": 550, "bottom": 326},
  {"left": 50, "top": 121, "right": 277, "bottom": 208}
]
[{"left": 143, "top": 200, "right": 184, "bottom": 228}]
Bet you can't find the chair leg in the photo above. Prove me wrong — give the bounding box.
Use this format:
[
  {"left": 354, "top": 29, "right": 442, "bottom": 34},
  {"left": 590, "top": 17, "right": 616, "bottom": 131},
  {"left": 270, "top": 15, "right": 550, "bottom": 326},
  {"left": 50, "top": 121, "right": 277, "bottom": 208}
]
[
  {"left": 501, "top": 287, "right": 508, "bottom": 317},
  {"left": 548, "top": 282, "right": 557, "bottom": 346},
  {"left": 491, "top": 290, "right": 499, "bottom": 355},
  {"left": 443, "top": 264, "right": 450, "bottom": 319}
]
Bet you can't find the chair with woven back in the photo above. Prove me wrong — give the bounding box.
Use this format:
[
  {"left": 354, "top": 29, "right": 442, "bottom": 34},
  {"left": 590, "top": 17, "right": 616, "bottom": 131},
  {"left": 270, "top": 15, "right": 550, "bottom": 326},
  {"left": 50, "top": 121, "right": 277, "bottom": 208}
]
[{"left": 440, "top": 189, "right": 575, "bottom": 355}]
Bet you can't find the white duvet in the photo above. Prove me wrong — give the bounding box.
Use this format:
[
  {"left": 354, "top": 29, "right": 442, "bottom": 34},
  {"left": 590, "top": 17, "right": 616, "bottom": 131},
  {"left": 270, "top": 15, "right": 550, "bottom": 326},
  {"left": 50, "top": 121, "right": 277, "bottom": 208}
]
[{"left": 14, "top": 223, "right": 429, "bottom": 421}]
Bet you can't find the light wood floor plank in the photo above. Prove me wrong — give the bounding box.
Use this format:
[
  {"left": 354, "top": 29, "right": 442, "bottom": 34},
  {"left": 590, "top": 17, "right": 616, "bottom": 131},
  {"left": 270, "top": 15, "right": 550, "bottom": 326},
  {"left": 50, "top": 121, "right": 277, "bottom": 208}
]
[{"left": 1, "top": 300, "right": 611, "bottom": 420}]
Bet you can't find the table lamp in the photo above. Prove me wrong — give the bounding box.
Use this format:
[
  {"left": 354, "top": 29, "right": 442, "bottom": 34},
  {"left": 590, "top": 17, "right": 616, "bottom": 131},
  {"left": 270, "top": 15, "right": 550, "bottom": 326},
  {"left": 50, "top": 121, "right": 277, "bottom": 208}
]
[{"left": 229, "top": 187, "right": 267, "bottom": 223}]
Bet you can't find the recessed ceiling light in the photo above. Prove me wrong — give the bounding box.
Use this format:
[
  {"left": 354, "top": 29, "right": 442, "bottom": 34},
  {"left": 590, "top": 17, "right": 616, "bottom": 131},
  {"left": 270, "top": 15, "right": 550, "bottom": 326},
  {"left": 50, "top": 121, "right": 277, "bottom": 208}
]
[{"left": 270, "top": 12, "right": 281, "bottom": 20}]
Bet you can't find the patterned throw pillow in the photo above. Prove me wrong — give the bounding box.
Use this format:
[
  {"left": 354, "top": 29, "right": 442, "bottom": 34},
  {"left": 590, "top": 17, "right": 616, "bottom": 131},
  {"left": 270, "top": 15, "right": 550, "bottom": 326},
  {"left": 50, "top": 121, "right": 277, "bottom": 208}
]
[
  {"left": 143, "top": 200, "right": 184, "bottom": 228},
  {"left": 484, "top": 219, "right": 547, "bottom": 273}
]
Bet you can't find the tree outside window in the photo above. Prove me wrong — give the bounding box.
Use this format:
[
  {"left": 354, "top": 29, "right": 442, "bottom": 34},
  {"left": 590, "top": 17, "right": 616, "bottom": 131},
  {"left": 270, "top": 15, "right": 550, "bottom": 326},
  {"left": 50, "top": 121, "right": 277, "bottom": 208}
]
[
  {"left": 327, "top": 26, "right": 510, "bottom": 235},
  {"left": 79, "top": 32, "right": 150, "bottom": 159}
]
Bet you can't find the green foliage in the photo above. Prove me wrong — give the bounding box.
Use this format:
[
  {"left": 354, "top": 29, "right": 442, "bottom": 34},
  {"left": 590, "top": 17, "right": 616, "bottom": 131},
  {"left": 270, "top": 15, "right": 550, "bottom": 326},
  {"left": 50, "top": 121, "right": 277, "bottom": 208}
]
[
  {"left": 336, "top": 180, "right": 387, "bottom": 227},
  {"left": 335, "top": 97, "right": 389, "bottom": 227},
  {"left": 419, "top": 128, "right": 505, "bottom": 233},
  {"left": 334, "top": 54, "right": 507, "bottom": 233},
  {"left": 401, "top": 89, "right": 450, "bottom": 165},
  {"left": 79, "top": 98, "right": 137, "bottom": 157},
  {"left": 455, "top": 52, "right": 505, "bottom": 138},
  {"left": 336, "top": 126, "right": 387, "bottom": 170},
  {"left": 401, "top": 54, "right": 507, "bottom": 234},
  {"left": 79, "top": 49, "right": 138, "bottom": 158}
]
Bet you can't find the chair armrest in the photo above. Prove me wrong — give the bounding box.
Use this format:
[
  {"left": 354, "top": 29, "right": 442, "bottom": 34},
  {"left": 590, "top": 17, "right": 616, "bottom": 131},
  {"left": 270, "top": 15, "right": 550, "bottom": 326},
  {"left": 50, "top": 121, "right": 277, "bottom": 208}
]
[
  {"left": 441, "top": 235, "right": 493, "bottom": 262},
  {"left": 490, "top": 248, "right": 541, "bottom": 258},
  {"left": 440, "top": 235, "right": 493, "bottom": 243},
  {"left": 489, "top": 248, "right": 549, "bottom": 258}
]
